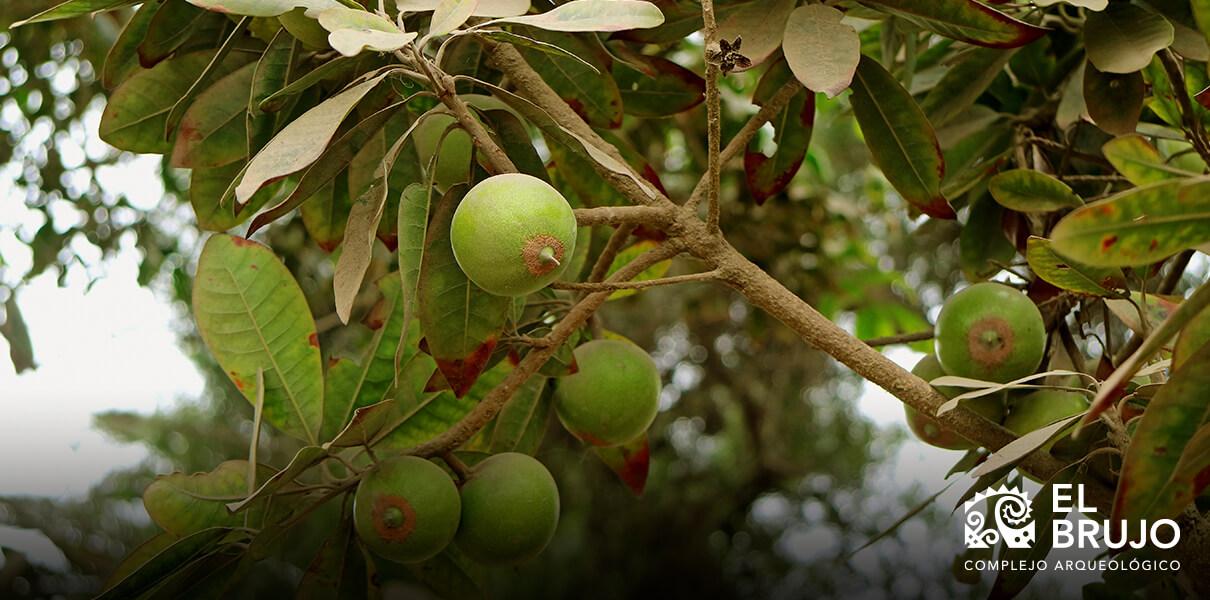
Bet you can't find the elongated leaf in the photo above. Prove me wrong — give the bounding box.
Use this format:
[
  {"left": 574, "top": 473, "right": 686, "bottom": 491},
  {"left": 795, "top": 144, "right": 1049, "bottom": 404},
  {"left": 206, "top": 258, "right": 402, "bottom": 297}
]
[
  {"left": 334, "top": 180, "right": 388, "bottom": 324},
  {"left": 427, "top": 0, "right": 478, "bottom": 38},
  {"left": 325, "top": 400, "right": 396, "bottom": 448},
  {"left": 1050, "top": 176, "right": 1210, "bottom": 267},
  {"left": 417, "top": 186, "right": 511, "bottom": 396},
  {"left": 96, "top": 528, "right": 237, "bottom": 600},
  {"left": 322, "top": 357, "right": 363, "bottom": 441},
  {"left": 186, "top": 0, "right": 344, "bottom": 17},
  {"left": 100, "top": 50, "right": 253, "bottom": 154},
  {"left": 163, "top": 16, "right": 251, "bottom": 140},
  {"left": 316, "top": 7, "right": 417, "bottom": 56},
  {"left": 920, "top": 47, "right": 1015, "bottom": 128},
  {"left": 1103, "top": 134, "right": 1196, "bottom": 186},
  {"left": 237, "top": 72, "right": 390, "bottom": 204},
  {"left": 228, "top": 446, "right": 326, "bottom": 513},
  {"left": 250, "top": 100, "right": 408, "bottom": 235},
  {"left": 301, "top": 178, "right": 352, "bottom": 251},
  {"left": 398, "top": 184, "right": 431, "bottom": 335},
  {"left": 399, "top": 0, "right": 528, "bottom": 17},
  {"left": 374, "top": 356, "right": 479, "bottom": 448},
  {"left": 593, "top": 433, "right": 650, "bottom": 495},
  {"left": 612, "top": 55, "right": 704, "bottom": 118},
  {"left": 407, "top": 547, "right": 486, "bottom": 600},
  {"left": 248, "top": 30, "right": 298, "bottom": 155},
  {"left": 144, "top": 460, "right": 278, "bottom": 535},
  {"left": 1025, "top": 237, "right": 1120, "bottom": 297},
  {"left": 102, "top": 1, "right": 157, "bottom": 90},
  {"left": 172, "top": 62, "right": 258, "bottom": 168},
  {"left": 516, "top": 29, "right": 622, "bottom": 128},
  {"left": 487, "top": 0, "right": 664, "bottom": 32},
  {"left": 194, "top": 234, "right": 324, "bottom": 443},
  {"left": 464, "top": 366, "right": 550, "bottom": 454},
  {"left": 260, "top": 56, "right": 359, "bottom": 113},
  {"left": 1084, "top": 3, "right": 1173, "bottom": 74},
  {"left": 745, "top": 82, "right": 813, "bottom": 205},
  {"left": 139, "top": 1, "right": 219, "bottom": 68},
  {"left": 850, "top": 56, "right": 954, "bottom": 219},
  {"left": 988, "top": 169, "right": 1082, "bottom": 212},
  {"left": 296, "top": 513, "right": 378, "bottom": 600},
  {"left": 972, "top": 414, "right": 1084, "bottom": 477},
  {"left": 1114, "top": 342, "right": 1210, "bottom": 522},
  {"left": 11, "top": 0, "right": 137, "bottom": 27},
  {"left": 717, "top": 0, "right": 796, "bottom": 71},
  {"left": 861, "top": 0, "right": 1047, "bottom": 48},
  {"left": 190, "top": 163, "right": 279, "bottom": 231},
  {"left": 959, "top": 188, "right": 1014, "bottom": 280},
  {"left": 330, "top": 278, "right": 415, "bottom": 435},
  {"left": 605, "top": 240, "right": 672, "bottom": 300},
  {"left": 783, "top": 4, "right": 859, "bottom": 97},
  {"left": 1084, "top": 63, "right": 1144, "bottom": 136},
  {"left": 102, "top": 533, "right": 177, "bottom": 592}
]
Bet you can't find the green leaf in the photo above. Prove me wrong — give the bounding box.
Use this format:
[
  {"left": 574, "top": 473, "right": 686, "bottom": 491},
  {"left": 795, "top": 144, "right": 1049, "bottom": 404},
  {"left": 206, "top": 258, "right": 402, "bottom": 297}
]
[
  {"left": 100, "top": 50, "right": 253, "bottom": 154},
  {"left": 398, "top": 184, "right": 431, "bottom": 345},
  {"left": 11, "top": 0, "right": 137, "bottom": 27},
  {"left": 190, "top": 163, "right": 279, "bottom": 232},
  {"left": 193, "top": 234, "right": 324, "bottom": 443},
  {"left": 1084, "top": 3, "right": 1174, "bottom": 74},
  {"left": 325, "top": 399, "right": 397, "bottom": 448},
  {"left": 144, "top": 461, "right": 278, "bottom": 536},
  {"left": 374, "top": 356, "right": 480, "bottom": 449},
  {"left": 260, "top": 55, "right": 359, "bottom": 113},
  {"left": 334, "top": 173, "right": 389, "bottom": 323},
  {"left": 251, "top": 100, "right": 408, "bottom": 235},
  {"left": 605, "top": 240, "right": 672, "bottom": 300},
  {"left": 1050, "top": 177, "right": 1210, "bottom": 267},
  {"left": 96, "top": 528, "right": 239, "bottom": 600},
  {"left": 783, "top": 4, "right": 859, "bottom": 97},
  {"left": 959, "top": 189, "right": 1015, "bottom": 280},
  {"left": 515, "top": 29, "right": 622, "bottom": 128},
  {"left": 1083, "top": 62, "right": 1144, "bottom": 136},
  {"left": 102, "top": 1, "right": 157, "bottom": 90},
  {"left": 988, "top": 169, "right": 1082, "bottom": 212},
  {"left": 248, "top": 29, "right": 299, "bottom": 156},
  {"left": 487, "top": 0, "right": 664, "bottom": 32},
  {"left": 172, "top": 62, "right": 258, "bottom": 169},
  {"left": 1102, "top": 134, "right": 1197, "bottom": 186},
  {"left": 1174, "top": 304, "right": 1210, "bottom": 370},
  {"left": 138, "top": 1, "right": 221, "bottom": 68},
  {"left": 1114, "top": 342, "right": 1210, "bottom": 522},
  {"left": 407, "top": 547, "right": 486, "bottom": 600},
  {"left": 861, "top": 0, "right": 1047, "bottom": 49},
  {"left": 0, "top": 294, "right": 36, "bottom": 374},
  {"left": 296, "top": 514, "right": 378, "bottom": 600},
  {"left": 592, "top": 433, "right": 650, "bottom": 495},
  {"left": 1025, "top": 237, "right": 1121, "bottom": 298},
  {"left": 322, "top": 357, "right": 363, "bottom": 442},
  {"left": 315, "top": 7, "right": 417, "bottom": 56},
  {"left": 920, "top": 47, "right": 1015, "bottom": 128},
  {"left": 716, "top": 0, "right": 797, "bottom": 71},
  {"left": 744, "top": 87, "right": 813, "bottom": 205},
  {"left": 850, "top": 55, "right": 954, "bottom": 219},
  {"left": 163, "top": 16, "right": 252, "bottom": 141},
  {"left": 227, "top": 446, "right": 326, "bottom": 513},
  {"left": 301, "top": 178, "right": 353, "bottom": 251},
  {"left": 236, "top": 71, "right": 390, "bottom": 204},
  {"left": 102, "top": 533, "right": 177, "bottom": 592},
  {"left": 465, "top": 365, "right": 550, "bottom": 454},
  {"left": 427, "top": 0, "right": 478, "bottom": 38},
  {"left": 417, "top": 186, "right": 511, "bottom": 396},
  {"left": 612, "top": 55, "right": 704, "bottom": 118},
  {"left": 186, "top": 0, "right": 344, "bottom": 17}
]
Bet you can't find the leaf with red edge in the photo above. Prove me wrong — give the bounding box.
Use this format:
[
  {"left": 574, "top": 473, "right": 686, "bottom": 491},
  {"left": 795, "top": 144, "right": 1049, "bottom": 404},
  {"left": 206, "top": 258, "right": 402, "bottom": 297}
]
[
  {"left": 612, "top": 54, "right": 705, "bottom": 118},
  {"left": 417, "top": 186, "right": 511, "bottom": 397},
  {"left": 744, "top": 90, "right": 813, "bottom": 205},
  {"left": 1114, "top": 343, "right": 1210, "bottom": 523},
  {"left": 849, "top": 55, "right": 954, "bottom": 219},
  {"left": 861, "top": 0, "right": 1047, "bottom": 49},
  {"left": 1197, "top": 85, "right": 1210, "bottom": 110},
  {"left": 592, "top": 433, "right": 650, "bottom": 495}
]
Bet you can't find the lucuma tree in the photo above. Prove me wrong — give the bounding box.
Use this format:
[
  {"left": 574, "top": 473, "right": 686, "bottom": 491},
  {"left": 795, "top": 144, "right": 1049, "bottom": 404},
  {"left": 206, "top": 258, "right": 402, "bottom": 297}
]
[{"left": 10, "top": 0, "right": 1210, "bottom": 596}]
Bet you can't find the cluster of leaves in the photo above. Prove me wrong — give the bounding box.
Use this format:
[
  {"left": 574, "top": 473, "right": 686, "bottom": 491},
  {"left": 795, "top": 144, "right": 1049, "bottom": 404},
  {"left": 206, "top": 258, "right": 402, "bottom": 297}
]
[{"left": 13, "top": 0, "right": 1210, "bottom": 597}]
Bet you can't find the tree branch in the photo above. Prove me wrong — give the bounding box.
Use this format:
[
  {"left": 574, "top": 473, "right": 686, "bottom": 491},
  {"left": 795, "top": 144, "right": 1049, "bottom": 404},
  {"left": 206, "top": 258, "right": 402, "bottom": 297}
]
[
  {"left": 862, "top": 330, "right": 935, "bottom": 347},
  {"left": 700, "top": 0, "right": 722, "bottom": 231},
  {"left": 1158, "top": 49, "right": 1210, "bottom": 167},
  {"left": 686, "top": 80, "right": 802, "bottom": 209},
  {"left": 406, "top": 244, "right": 680, "bottom": 457},
  {"left": 586, "top": 223, "right": 635, "bottom": 286},
  {"left": 553, "top": 270, "right": 719, "bottom": 292},
  {"left": 574, "top": 206, "right": 671, "bottom": 228}
]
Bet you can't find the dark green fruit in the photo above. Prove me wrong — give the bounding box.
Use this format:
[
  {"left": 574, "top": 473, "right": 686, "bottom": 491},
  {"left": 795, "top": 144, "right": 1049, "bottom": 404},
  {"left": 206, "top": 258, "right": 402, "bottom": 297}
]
[
  {"left": 935, "top": 282, "right": 1045, "bottom": 383},
  {"left": 554, "top": 339, "right": 661, "bottom": 447},
  {"left": 904, "top": 354, "right": 1005, "bottom": 450},
  {"left": 353, "top": 456, "right": 461, "bottom": 564},
  {"left": 450, "top": 173, "right": 577, "bottom": 297},
  {"left": 456, "top": 453, "right": 560, "bottom": 565},
  {"left": 1004, "top": 389, "right": 1089, "bottom": 452}
]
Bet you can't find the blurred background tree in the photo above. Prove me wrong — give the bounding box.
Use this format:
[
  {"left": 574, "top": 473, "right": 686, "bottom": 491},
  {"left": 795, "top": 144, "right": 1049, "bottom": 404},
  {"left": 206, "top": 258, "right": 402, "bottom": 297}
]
[{"left": 0, "top": 3, "right": 1068, "bottom": 599}]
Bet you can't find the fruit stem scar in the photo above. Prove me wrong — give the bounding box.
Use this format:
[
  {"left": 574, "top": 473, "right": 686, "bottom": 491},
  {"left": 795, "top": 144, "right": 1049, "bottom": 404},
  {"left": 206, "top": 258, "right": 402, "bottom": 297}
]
[
  {"left": 538, "top": 246, "right": 561, "bottom": 267},
  {"left": 522, "top": 234, "right": 565, "bottom": 276}
]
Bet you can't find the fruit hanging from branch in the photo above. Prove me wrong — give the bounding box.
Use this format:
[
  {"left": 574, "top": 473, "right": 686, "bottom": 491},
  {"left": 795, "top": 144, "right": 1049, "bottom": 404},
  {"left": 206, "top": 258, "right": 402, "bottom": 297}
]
[{"left": 554, "top": 338, "right": 662, "bottom": 447}]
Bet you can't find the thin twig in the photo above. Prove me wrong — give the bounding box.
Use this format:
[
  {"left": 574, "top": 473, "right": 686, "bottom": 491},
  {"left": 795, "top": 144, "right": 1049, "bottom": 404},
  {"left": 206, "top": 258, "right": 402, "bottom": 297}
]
[
  {"left": 1158, "top": 49, "right": 1210, "bottom": 166},
  {"left": 553, "top": 270, "right": 719, "bottom": 292},
  {"left": 441, "top": 452, "right": 474, "bottom": 482},
  {"left": 701, "top": 0, "right": 722, "bottom": 231},
  {"left": 862, "top": 330, "right": 935, "bottom": 347},
  {"left": 586, "top": 224, "right": 636, "bottom": 285}
]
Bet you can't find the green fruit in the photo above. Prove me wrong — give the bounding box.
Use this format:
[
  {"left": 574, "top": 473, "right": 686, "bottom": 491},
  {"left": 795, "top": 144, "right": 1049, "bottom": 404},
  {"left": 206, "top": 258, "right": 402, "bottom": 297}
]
[
  {"left": 935, "top": 282, "right": 1046, "bottom": 383},
  {"left": 1004, "top": 389, "right": 1089, "bottom": 452},
  {"left": 456, "top": 453, "right": 560, "bottom": 565},
  {"left": 278, "top": 9, "right": 331, "bottom": 49},
  {"left": 554, "top": 339, "right": 661, "bottom": 447},
  {"left": 451, "top": 173, "right": 577, "bottom": 297},
  {"left": 904, "top": 354, "right": 1004, "bottom": 450},
  {"left": 414, "top": 95, "right": 513, "bottom": 191},
  {"left": 353, "top": 456, "right": 461, "bottom": 564}
]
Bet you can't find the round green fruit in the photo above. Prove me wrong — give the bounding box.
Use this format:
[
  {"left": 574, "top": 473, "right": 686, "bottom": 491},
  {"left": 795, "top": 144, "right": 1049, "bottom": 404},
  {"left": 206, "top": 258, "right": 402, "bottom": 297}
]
[
  {"left": 456, "top": 453, "right": 560, "bottom": 565},
  {"left": 554, "top": 339, "right": 661, "bottom": 447},
  {"left": 1004, "top": 389, "right": 1089, "bottom": 452},
  {"left": 278, "top": 9, "right": 331, "bottom": 49},
  {"left": 935, "top": 282, "right": 1045, "bottom": 383},
  {"left": 904, "top": 354, "right": 1004, "bottom": 450},
  {"left": 451, "top": 173, "right": 577, "bottom": 297},
  {"left": 413, "top": 95, "right": 513, "bottom": 191},
  {"left": 353, "top": 456, "right": 461, "bottom": 564}
]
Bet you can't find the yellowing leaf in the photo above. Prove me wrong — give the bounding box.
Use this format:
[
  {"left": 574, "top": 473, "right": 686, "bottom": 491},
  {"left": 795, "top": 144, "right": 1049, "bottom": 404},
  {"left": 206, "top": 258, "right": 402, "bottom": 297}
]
[
  {"left": 486, "top": 0, "right": 664, "bottom": 32},
  {"left": 316, "top": 7, "right": 417, "bottom": 56}
]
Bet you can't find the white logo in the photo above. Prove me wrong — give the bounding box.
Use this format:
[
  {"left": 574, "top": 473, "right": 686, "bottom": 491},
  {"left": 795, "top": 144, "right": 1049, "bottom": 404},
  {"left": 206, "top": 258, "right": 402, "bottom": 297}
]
[{"left": 963, "top": 485, "right": 1035, "bottom": 549}]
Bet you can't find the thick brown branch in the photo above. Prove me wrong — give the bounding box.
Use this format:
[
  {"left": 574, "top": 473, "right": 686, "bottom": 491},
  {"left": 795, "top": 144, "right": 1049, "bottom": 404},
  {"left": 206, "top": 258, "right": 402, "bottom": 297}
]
[
  {"left": 407, "top": 245, "right": 679, "bottom": 457},
  {"left": 553, "top": 270, "right": 719, "bottom": 292},
  {"left": 574, "top": 206, "right": 672, "bottom": 228}
]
